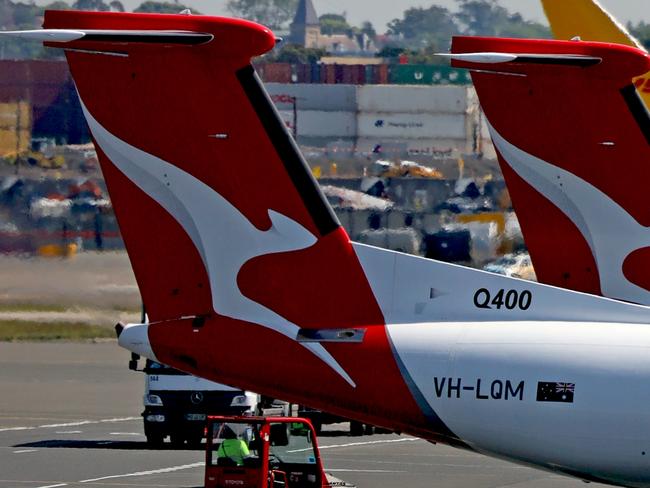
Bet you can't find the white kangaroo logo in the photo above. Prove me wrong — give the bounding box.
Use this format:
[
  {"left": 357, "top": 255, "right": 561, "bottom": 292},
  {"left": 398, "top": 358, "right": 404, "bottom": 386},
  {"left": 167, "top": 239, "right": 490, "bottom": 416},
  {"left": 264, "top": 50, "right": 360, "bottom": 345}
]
[
  {"left": 80, "top": 99, "right": 355, "bottom": 387},
  {"left": 488, "top": 121, "right": 650, "bottom": 305}
]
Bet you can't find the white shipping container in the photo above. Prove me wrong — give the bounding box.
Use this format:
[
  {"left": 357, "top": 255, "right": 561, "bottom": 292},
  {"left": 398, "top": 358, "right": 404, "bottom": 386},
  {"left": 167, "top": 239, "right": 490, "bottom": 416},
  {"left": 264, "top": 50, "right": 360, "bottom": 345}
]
[
  {"left": 357, "top": 85, "right": 478, "bottom": 114},
  {"left": 277, "top": 110, "right": 296, "bottom": 133},
  {"left": 358, "top": 112, "right": 470, "bottom": 139},
  {"left": 267, "top": 83, "right": 357, "bottom": 112},
  {"left": 278, "top": 110, "right": 356, "bottom": 138}
]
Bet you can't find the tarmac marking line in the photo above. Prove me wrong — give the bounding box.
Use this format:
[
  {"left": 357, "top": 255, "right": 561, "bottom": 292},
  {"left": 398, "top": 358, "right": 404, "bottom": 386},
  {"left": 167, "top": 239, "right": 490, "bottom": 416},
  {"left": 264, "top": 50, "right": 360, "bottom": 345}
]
[
  {"left": 0, "top": 417, "right": 139, "bottom": 432},
  {"left": 13, "top": 449, "right": 38, "bottom": 453},
  {"left": 108, "top": 432, "right": 142, "bottom": 436},
  {"left": 78, "top": 462, "right": 205, "bottom": 482},
  {"left": 327, "top": 468, "right": 407, "bottom": 473},
  {"left": 55, "top": 430, "right": 83, "bottom": 434},
  {"left": 36, "top": 484, "right": 68, "bottom": 488},
  {"left": 318, "top": 437, "right": 421, "bottom": 450}
]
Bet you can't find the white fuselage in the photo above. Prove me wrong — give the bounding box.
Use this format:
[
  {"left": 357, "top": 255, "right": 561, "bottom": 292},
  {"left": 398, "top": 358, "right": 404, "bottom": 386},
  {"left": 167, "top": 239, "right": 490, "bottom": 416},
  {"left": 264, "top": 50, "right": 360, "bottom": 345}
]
[{"left": 390, "top": 320, "right": 650, "bottom": 486}]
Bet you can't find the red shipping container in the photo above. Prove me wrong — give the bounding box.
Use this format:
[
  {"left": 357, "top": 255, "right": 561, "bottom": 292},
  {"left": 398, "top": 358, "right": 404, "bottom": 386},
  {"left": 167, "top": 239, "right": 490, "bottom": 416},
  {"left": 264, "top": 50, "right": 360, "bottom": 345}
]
[
  {"left": 295, "top": 63, "right": 311, "bottom": 83},
  {"left": 321, "top": 64, "right": 336, "bottom": 84},
  {"left": 372, "top": 64, "right": 389, "bottom": 85},
  {"left": 263, "top": 63, "right": 292, "bottom": 83}
]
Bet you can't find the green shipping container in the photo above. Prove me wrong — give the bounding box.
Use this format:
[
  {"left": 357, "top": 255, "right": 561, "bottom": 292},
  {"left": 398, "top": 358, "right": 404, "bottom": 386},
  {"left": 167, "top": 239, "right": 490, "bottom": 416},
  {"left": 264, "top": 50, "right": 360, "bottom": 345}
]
[{"left": 389, "top": 65, "right": 473, "bottom": 85}]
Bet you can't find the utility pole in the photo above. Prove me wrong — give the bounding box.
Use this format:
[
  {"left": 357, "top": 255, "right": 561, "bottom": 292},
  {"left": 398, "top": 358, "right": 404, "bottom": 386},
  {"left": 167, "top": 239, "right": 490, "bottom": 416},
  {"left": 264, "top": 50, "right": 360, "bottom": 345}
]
[
  {"left": 291, "top": 96, "right": 297, "bottom": 140},
  {"left": 14, "top": 100, "right": 21, "bottom": 175}
]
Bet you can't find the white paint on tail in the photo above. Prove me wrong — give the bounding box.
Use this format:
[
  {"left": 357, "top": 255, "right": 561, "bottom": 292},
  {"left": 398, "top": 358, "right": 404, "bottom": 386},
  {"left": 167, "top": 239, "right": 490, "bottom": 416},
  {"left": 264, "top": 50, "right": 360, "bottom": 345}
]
[
  {"left": 487, "top": 120, "right": 650, "bottom": 305},
  {"left": 80, "top": 99, "right": 354, "bottom": 387}
]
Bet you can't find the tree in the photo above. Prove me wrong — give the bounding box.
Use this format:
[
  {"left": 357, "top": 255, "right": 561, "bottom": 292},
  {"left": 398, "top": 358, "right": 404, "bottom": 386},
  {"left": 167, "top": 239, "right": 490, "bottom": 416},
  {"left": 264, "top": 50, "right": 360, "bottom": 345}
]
[
  {"left": 360, "top": 21, "right": 376, "bottom": 40},
  {"left": 226, "top": 0, "right": 297, "bottom": 30},
  {"left": 134, "top": 1, "right": 199, "bottom": 14},
  {"left": 12, "top": 2, "right": 41, "bottom": 27},
  {"left": 628, "top": 21, "right": 650, "bottom": 50},
  {"left": 376, "top": 44, "right": 407, "bottom": 59},
  {"left": 274, "top": 43, "right": 324, "bottom": 63},
  {"left": 109, "top": 1, "right": 125, "bottom": 12},
  {"left": 387, "top": 6, "right": 458, "bottom": 50},
  {"left": 72, "top": 0, "right": 110, "bottom": 11},
  {"left": 407, "top": 42, "right": 446, "bottom": 64},
  {"left": 319, "top": 13, "right": 351, "bottom": 36},
  {"left": 376, "top": 42, "right": 447, "bottom": 65},
  {"left": 455, "top": 0, "right": 549, "bottom": 38},
  {"left": 44, "top": 1, "right": 71, "bottom": 10}
]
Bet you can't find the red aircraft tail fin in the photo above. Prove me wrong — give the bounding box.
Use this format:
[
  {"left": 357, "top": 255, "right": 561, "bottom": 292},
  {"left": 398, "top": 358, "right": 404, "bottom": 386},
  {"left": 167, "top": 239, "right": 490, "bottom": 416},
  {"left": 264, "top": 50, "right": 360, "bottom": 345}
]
[
  {"left": 450, "top": 37, "right": 650, "bottom": 304},
  {"left": 41, "top": 10, "right": 383, "bottom": 332}
]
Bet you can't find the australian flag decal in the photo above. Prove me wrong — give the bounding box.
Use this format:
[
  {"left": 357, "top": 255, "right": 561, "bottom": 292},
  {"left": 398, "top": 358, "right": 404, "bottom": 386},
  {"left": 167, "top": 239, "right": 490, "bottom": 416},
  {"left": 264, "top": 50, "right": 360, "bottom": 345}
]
[{"left": 536, "top": 381, "right": 575, "bottom": 403}]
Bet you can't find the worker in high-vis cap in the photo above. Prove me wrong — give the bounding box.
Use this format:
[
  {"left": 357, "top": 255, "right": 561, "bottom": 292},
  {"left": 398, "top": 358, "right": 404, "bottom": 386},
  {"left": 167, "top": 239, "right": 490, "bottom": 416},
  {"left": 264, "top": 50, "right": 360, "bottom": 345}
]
[{"left": 217, "top": 425, "right": 250, "bottom": 466}]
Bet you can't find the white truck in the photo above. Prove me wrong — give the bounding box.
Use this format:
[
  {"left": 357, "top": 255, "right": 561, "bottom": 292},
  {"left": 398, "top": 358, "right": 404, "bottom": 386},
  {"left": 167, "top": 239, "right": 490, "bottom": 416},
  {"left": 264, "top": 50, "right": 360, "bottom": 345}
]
[{"left": 130, "top": 355, "right": 261, "bottom": 447}]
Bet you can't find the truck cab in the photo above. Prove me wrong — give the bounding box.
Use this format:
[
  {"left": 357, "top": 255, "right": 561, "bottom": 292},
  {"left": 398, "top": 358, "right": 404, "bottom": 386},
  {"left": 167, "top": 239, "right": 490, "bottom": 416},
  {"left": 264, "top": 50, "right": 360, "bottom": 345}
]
[{"left": 139, "top": 358, "right": 259, "bottom": 446}]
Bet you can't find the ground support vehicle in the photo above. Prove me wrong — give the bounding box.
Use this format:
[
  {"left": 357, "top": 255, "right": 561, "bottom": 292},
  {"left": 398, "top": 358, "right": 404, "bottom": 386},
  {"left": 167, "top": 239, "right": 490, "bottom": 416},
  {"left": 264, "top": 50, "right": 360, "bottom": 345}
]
[
  {"left": 205, "top": 415, "right": 355, "bottom": 488},
  {"left": 297, "top": 406, "right": 385, "bottom": 436},
  {"left": 133, "top": 357, "right": 260, "bottom": 446}
]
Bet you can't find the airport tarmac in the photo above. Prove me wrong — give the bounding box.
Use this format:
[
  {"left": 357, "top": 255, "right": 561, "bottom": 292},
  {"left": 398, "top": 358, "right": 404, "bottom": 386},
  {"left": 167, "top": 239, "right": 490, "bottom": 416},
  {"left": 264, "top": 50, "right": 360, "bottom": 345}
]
[{"left": 0, "top": 342, "right": 608, "bottom": 488}]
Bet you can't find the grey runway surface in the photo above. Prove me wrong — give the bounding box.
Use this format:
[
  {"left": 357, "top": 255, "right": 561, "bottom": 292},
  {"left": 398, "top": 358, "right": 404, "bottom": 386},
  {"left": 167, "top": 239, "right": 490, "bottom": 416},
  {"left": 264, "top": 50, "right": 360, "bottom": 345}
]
[{"left": 0, "top": 342, "right": 606, "bottom": 488}]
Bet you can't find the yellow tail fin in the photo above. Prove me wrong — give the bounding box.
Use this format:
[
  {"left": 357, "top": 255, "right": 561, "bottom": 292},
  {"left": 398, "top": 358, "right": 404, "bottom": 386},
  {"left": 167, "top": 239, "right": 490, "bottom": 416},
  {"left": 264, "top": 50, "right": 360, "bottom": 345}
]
[
  {"left": 542, "top": 0, "right": 650, "bottom": 114},
  {"left": 541, "top": 0, "right": 643, "bottom": 48}
]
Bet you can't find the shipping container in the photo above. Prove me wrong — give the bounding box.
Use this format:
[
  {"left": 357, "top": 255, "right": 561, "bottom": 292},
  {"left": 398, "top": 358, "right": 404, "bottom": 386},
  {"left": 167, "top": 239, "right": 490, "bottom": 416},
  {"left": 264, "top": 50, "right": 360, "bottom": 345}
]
[
  {"left": 277, "top": 110, "right": 297, "bottom": 135},
  {"left": 357, "top": 85, "right": 477, "bottom": 114},
  {"left": 277, "top": 109, "right": 356, "bottom": 138},
  {"left": 340, "top": 65, "right": 366, "bottom": 85},
  {"left": 0, "top": 61, "right": 90, "bottom": 144},
  {"left": 370, "top": 64, "right": 389, "bottom": 85},
  {"left": 298, "top": 110, "right": 356, "bottom": 137},
  {"left": 258, "top": 63, "right": 292, "bottom": 83},
  {"left": 0, "top": 60, "right": 71, "bottom": 106},
  {"left": 0, "top": 101, "right": 31, "bottom": 130},
  {"left": 266, "top": 83, "right": 357, "bottom": 111},
  {"left": 0, "top": 128, "right": 31, "bottom": 157},
  {"left": 294, "top": 64, "right": 313, "bottom": 83},
  {"left": 27, "top": 60, "right": 70, "bottom": 83},
  {"left": 357, "top": 112, "right": 471, "bottom": 139},
  {"left": 320, "top": 64, "right": 336, "bottom": 84},
  {"left": 389, "top": 65, "right": 473, "bottom": 85},
  {"left": 0, "top": 61, "right": 31, "bottom": 88},
  {"left": 302, "top": 136, "right": 356, "bottom": 149}
]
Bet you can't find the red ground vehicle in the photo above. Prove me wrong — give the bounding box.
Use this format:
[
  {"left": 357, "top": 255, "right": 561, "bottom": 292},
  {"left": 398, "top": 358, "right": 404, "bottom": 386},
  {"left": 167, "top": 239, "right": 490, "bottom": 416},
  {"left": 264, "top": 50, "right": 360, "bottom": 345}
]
[{"left": 205, "top": 416, "right": 353, "bottom": 488}]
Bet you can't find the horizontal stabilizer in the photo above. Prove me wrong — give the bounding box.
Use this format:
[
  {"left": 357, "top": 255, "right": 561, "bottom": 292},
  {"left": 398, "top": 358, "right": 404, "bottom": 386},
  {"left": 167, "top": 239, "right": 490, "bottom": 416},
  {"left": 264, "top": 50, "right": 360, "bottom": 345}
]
[
  {"left": 0, "top": 28, "right": 213, "bottom": 45},
  {"left": 297, "top": 328, "right": 366, "bottom": 343},
  {"left": 451, "top": 36, "right": 649, "bottom": 81},
  {"left": 440, "top": 52, "right": 601, "bottom": 67}
]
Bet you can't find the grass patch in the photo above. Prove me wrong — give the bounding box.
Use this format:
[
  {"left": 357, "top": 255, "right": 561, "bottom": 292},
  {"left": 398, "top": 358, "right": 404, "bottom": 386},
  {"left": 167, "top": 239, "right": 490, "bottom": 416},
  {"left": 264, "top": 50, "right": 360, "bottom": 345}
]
[
  {"left": 0, "top": 302, "right": 140, "bottom": 315},
  {"left": 109, "top": 305, "right": 141, "bottom": 314},
  {"left": 0, "top": 320, "right": 115, "bottom": 342},
  {"left": 0, "top": 303, "right": 71, "bottom": 313}
]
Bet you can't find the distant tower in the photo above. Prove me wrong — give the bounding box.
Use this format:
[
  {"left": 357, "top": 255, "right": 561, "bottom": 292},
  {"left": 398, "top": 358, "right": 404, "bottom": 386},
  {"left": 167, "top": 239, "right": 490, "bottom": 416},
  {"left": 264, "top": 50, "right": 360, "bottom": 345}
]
[{"left": 289, "top": 0, "right": 320, "bottom": 48}]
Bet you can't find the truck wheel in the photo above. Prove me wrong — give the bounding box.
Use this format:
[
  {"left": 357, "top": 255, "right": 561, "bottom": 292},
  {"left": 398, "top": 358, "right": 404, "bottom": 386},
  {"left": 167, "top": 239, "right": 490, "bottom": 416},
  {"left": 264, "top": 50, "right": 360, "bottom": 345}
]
[
  {"left": 146, "top": 432, "right": 164, "bottom": 447},
  {"left": 312, "top": 420, "right": 322, "bottom": 435},
  {"left": 350, "top": 421, "right": 364, "bottom": 437},
  {"left": 187, "top": 434, "right": 203, "bottom": 448},
  {"left": 170, "top": 433, "right": 185, "bottom": 448},
  {"left": 364, "top": 424, "right": 375, "bottom": 435}
]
